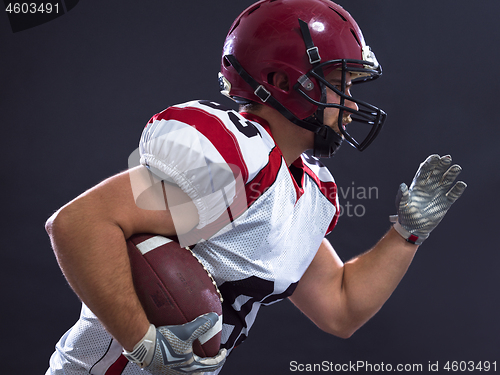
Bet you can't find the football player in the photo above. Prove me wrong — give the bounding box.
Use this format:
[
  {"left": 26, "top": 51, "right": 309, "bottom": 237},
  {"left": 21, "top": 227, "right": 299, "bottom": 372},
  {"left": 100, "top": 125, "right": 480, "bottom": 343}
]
[{"left": 45, "top": 0, "right": 466, "bottom": 374}]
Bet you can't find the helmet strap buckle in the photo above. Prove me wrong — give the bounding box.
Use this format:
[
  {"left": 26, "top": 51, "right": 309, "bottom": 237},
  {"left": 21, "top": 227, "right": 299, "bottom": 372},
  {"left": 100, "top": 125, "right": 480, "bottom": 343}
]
[
  {"left": 306, "top": 47, "right": 321, "bottom": 65},
  {"left": 254, "top": 85, "right": 271, "bottom": 102}
]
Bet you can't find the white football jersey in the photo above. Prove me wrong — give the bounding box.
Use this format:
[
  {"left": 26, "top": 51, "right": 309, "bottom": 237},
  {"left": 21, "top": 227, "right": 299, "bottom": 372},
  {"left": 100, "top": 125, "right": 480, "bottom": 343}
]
[{"left": 47, "top": 100, "right": 339, "bottom": 375}]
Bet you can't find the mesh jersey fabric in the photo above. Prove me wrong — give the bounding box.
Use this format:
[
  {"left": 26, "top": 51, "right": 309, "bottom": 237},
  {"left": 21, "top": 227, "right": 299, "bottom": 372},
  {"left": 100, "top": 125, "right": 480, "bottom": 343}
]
[{"left": 47, "top": 100, "right": 339, "bottom": 375}]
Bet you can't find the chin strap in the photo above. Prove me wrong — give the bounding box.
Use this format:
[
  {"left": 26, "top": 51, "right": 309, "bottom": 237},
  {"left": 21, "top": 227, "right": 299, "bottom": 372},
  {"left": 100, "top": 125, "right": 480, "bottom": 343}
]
[{"left": 224, "top": 55, "right": 317, "bottom": 130}]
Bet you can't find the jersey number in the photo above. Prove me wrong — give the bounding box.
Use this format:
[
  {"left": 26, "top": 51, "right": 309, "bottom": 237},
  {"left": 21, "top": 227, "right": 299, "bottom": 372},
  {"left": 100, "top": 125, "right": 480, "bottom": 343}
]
[
  {"left": 199, "top": 100, "right": 262, "bottom": 138},
  {"left": 218, "top": 276, "right": 297, "bottom": 349}
]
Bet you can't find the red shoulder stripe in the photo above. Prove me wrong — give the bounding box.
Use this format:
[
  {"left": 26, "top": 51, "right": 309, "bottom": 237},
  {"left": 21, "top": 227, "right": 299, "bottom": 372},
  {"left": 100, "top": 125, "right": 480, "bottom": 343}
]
[{"left": 154, "top": 106, "right": 250, "bottom": 183}]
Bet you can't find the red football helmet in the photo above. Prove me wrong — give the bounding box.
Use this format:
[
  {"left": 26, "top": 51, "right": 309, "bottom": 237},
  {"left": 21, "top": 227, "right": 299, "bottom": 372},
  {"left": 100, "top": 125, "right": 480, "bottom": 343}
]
[{"left": 219, "top": 0, "right": 386, "bottom": 157}]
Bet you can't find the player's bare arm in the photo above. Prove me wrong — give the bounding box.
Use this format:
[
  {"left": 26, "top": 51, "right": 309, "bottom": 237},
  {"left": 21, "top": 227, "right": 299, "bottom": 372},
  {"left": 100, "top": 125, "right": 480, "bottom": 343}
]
[
  {"left": 290, "top": 230, "right": 417, "bottom": 338},
  {"left": 292, "top": 154, "right": 466, "bottom": 338},
  {"left": 45, "top": 166, "right": 198, "bottom": 351}
]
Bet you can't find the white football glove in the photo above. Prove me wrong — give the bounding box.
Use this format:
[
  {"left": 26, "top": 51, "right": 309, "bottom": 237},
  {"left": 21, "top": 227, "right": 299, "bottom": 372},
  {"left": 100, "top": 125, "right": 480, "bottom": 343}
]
[
  {"left": 390, "top": 154, "right": 467, "bottom": 245},
  {"left": 123, "top": 313, "right": 226, "bottom": 374}
]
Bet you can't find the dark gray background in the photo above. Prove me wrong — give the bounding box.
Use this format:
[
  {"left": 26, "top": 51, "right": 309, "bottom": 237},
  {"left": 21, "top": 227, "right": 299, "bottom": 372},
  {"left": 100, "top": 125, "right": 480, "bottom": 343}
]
[{"left": 1, "top": 1, "right": 499, "bottom": 374}]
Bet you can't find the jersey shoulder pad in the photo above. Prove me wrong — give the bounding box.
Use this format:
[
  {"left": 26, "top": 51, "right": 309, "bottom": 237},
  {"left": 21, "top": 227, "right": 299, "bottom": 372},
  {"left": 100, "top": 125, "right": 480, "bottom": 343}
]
[{"left": 139, "top": 100, "right": 275, "bottom": 228}]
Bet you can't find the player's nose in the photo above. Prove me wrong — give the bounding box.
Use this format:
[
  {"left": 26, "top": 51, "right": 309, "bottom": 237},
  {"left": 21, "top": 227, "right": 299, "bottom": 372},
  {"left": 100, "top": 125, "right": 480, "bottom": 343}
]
[{"left": 345, "top": 97, "right": 359, "bottom": 113}]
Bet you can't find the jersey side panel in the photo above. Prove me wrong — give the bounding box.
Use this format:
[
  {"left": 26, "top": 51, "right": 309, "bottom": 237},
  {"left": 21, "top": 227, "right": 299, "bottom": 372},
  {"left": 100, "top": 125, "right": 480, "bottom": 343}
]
[
  {"left": 192, "top": 160, "right": 337, "bottom": 352},
  {"left": 46, "top": 305, "right": 137, "bottom": 375},
  {"left": 300, "top": 153, "right": 340, "bottom": 233}
]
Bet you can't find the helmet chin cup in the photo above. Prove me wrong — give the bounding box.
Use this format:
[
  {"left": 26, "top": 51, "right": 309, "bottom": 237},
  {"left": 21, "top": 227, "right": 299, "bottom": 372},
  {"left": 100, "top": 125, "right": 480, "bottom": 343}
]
[
  {"left": 313, "top": 125, "right": 344, "bottom": 158},
  {"left": 305, "top": 100, "right": 344, "bottom": 158}
]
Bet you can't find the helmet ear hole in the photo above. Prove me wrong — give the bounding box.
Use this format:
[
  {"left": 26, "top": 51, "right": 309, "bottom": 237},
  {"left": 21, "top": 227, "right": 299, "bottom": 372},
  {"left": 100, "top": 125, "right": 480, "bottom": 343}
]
[
  {"left": 266, "top": 72, "right": 275, "bottom": 84},
  {"left": 269, "top": 71, "right": 289, "bottom": 92}
]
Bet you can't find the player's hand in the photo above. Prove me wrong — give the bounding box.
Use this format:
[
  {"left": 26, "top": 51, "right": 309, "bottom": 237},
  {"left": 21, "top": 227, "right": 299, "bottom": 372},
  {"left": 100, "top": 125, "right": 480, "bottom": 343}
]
[
  {"left": 390, "top": 154, "right": 467, "bottom": 245},
  {"left": 123, "top": 313, "right": 227, "bottom": 374}
]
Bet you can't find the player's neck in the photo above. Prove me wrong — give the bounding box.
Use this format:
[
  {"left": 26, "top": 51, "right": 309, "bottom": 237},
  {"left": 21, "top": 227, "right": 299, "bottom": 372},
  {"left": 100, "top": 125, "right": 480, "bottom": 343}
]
[{"left": 242, "top": 106, "right": 314, "bottom": 167}]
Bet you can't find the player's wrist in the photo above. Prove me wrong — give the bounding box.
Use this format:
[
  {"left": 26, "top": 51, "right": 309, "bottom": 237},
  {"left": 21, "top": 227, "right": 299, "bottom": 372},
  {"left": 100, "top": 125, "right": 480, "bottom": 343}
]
[
  {"left": 389, "top": 215, "right": 426, "bottom": 245},
  {"left": 123, "top": 323, "right": 157, "bottom": 368}
]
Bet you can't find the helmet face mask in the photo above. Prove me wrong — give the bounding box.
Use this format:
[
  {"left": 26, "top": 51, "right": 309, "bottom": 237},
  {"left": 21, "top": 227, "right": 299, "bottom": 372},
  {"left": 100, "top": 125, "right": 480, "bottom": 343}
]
[
  {"left": 219, "top": 0, "right": 387, "bottom": 157},
  {"left": 296, "top": 58, "right": 386, "bottom": 152}
]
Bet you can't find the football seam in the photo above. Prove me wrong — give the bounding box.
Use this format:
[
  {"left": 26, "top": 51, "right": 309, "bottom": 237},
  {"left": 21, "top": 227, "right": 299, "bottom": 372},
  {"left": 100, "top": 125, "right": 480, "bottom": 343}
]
[{"left": 185, "top": 246, "right": 224, "bottom": 304}]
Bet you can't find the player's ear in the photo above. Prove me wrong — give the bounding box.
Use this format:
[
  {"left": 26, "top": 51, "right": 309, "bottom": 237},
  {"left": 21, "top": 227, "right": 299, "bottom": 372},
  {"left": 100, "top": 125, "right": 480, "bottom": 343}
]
[{"left": 268, "top": 71, "right": 289, "bottom": 92}]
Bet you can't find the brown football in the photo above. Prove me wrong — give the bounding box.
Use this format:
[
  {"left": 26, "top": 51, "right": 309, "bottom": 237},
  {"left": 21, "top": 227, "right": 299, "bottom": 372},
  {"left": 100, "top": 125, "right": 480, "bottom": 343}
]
[{"left": 126, "top": 234, "right": 222, "bottom": 357}]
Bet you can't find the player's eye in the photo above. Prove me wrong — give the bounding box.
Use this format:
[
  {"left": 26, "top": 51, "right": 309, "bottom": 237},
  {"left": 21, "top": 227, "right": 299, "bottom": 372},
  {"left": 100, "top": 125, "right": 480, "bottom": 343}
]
[{"left": 327, "top": 82, "right": 342, "bottom": 92}]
